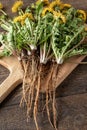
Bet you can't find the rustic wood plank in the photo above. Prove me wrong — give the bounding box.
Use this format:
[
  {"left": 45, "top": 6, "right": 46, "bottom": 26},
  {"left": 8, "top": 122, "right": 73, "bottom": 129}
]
[
  {"left": 63, "top": 0, "right": 87, "bottom": 10},
  {"left": 0, "top": 48, "right": 86, "bottom": 103},
  {"left": 57, "top": 93, "right": 87, "bottom": 130},
  {"left": 56, "top": 57, "right": 87, "bottom": 97},
  {"left": 0, "top": 93, "right": 87, "bottom": 130},
  {"left": 0, "top": 57, "right": 87, "bottom": 108},
  {"left": 0, "top": 65, "right": 9, "bottom": 84},
  {"left": 0, "top": 57, "right": 87, "bottom": 107},
  {"left": 0, "top": 56, "right": 23, "bottom": 103},
  {"left": 0, "top": 0, "right": 87, "bottom": 130}
]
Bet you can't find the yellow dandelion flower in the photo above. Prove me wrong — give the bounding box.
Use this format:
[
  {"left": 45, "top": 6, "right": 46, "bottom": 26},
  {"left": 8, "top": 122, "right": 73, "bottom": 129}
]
[
  {"left": 77, "top": 10, "right": 86, "bottom": 21},
  {"left": 43, "top": 0, "right": 50, "bottom": 5},
  {"left": 13, "top": 13, "right": 34, "bottom": 25},
  {"left": 63, "top": 4, "right": 71, "bottom": 8},
  {"left": 0, "top": 3, "right": 3, "bottom": 9},
  {"left": 60, "top": 14, "right": 66, "bottom": 23},
  {"left": 12, "top": 0, "right": 23, "bottom": 13},
  {"left": 60, "top": 3, "right": 71, "bottom": 9},
  {"left": 85, "top": 27, "right": 87, "bottom": 31},
  {"left": 36, "top": 0, "right": 49, "bottom": 5},
  {"left": 42, "top": 7, "right": 53, "bottom": 16},
  {"left": 23, "top": 13, "right": 34, "bottom": 20},
  {"left": 53, "top": 11, "right": 66, "bottom": 23},
  {"left": 49, "top": 0, "right": 61, "bottom": 9},
  {"left": 13, "top": 16, "right": 22, "bottom": 22},
  {"left": 53, "top": 11, "right": 60, "bottom": 18},
  {"left": 21, "top": 20, "right": 25, "bottom": 25}
]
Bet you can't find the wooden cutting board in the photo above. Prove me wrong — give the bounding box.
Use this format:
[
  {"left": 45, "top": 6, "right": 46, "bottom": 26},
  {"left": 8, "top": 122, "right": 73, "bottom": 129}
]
[{"left": 0, "top": 52, "right": 86, "bottom": 103}]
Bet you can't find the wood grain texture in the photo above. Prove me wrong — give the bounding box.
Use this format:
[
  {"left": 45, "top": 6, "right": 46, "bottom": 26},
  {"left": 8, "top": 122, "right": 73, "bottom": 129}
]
[
  {"left": 0, "top": 89, "right": 87, "bottom": 130},
  {"left": 0, "top": 0, "right": 87, "bottom": 130},
  {"left": 0, "top": 65, "right": 9, "bottom": 84},
  {"left": 0, "top": 56, "right": 23, "bottom": 103}
]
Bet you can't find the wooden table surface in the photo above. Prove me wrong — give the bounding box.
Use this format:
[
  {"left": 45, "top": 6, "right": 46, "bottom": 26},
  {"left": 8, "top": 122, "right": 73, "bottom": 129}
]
[{"left": 0, "top": 0, "right": 87, "bottom": 130}]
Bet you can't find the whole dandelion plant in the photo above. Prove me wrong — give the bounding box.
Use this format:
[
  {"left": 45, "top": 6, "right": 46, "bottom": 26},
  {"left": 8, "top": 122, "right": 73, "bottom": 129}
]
[{"left": 0, "top": 0, "right": 87, "bottom": 130}]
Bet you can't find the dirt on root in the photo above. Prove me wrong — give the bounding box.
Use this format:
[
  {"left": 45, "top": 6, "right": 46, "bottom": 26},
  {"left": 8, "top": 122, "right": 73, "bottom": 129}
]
[{"left": 20, "top": 55, "right": 60, "bottom": 130}]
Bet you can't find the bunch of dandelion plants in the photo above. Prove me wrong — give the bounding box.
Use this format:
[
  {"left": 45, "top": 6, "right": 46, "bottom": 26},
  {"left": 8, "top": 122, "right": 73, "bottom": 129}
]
[{"left": 0, "top": 0, "right": 87, "bottom": 130}]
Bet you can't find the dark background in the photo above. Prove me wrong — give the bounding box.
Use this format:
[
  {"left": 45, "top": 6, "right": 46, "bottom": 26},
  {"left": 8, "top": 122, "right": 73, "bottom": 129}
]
[{"left": 0, "top": 0, "right": 87, "bottom": 130}]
